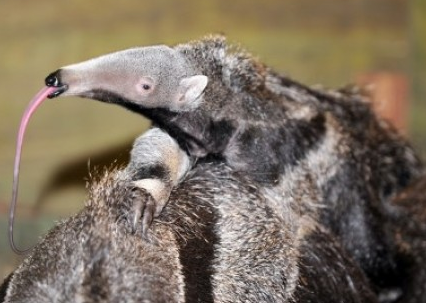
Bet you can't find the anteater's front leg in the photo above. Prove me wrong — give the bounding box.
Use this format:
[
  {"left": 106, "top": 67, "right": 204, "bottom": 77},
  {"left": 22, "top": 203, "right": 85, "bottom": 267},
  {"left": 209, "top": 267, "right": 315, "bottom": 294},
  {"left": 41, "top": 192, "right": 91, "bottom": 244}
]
[{"left": 125, "top": 127, "right": 192, "bottom": 235}]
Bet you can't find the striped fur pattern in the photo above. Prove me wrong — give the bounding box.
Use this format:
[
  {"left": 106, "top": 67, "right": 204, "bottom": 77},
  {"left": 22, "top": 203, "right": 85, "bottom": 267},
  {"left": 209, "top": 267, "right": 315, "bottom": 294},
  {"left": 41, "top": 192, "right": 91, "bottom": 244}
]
[
  {"left": 47, "top": 36, "right": 423, "bottom": 295},
  {"left": 1, "top": 162, "right": 378, "bottom": 302},
  {"left": 161, "top": 38, "right": 424, "bottom": 297},
  {"left": 3, "top": 36, "right": 424, "bottom": 301}
]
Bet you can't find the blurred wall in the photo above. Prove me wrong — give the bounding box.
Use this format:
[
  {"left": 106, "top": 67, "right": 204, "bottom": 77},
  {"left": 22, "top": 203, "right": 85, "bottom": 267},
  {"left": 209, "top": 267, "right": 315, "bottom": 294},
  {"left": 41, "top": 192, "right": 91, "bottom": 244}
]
[
  {"left": 0, "top": 0, "right": 424, "bottom": 277},
  {"left": 410, "top": 0, "right": 426, "bottom": 159}
]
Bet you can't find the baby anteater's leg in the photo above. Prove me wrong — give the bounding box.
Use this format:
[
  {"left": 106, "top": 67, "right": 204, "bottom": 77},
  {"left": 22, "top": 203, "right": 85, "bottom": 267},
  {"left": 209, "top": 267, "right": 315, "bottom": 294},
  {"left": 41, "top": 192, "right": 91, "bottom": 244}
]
[{"left": 125, "top": 127, "right": 191, "bottom": 235}]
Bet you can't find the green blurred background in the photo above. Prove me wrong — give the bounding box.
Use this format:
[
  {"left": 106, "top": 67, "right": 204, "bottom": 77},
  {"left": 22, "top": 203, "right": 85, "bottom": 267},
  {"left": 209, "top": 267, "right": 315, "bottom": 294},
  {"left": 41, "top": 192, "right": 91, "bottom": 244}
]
[{"left": 1, "top": 0, "right": 425, "bottom": 278}]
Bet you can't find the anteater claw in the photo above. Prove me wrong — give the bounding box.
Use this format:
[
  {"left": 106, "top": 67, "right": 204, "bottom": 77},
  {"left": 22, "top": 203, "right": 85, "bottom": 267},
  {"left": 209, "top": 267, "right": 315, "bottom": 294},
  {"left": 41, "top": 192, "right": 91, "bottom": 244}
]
[
  {"left": 128, "top": 186, "right": 157, "bottom": 236},
  {"left": 141, "top": 199, "right": 155, "bottom": 237},
  {"left": 131, "top": 197, "right": 143, "bottom": 233}
]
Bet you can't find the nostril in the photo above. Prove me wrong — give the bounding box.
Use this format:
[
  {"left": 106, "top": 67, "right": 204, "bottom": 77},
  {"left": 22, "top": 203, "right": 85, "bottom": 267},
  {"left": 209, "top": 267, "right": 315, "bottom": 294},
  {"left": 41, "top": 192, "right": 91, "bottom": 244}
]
[{"left": 45, "top": 70, "right": 61, "bottom": 87}]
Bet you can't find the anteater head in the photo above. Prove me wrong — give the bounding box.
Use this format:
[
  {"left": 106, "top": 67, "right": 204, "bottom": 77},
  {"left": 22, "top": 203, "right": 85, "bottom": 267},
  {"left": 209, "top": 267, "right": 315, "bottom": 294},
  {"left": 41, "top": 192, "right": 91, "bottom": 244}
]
[{"left": 45, "top": 45, "right": 208, "bottom": 112}]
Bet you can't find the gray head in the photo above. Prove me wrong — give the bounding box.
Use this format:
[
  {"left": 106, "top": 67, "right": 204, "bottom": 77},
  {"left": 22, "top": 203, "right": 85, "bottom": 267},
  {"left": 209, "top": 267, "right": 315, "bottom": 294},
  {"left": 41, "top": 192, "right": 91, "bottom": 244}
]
[{"left": 45, "top": 45, "right": 208, "bottom": 112}]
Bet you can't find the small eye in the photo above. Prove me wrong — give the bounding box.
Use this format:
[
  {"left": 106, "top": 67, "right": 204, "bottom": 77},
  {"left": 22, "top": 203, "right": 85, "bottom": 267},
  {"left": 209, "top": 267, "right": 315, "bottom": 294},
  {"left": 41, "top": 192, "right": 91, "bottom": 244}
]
[{"left": 137, "top": 77, "right": 155, "bottom": 95}]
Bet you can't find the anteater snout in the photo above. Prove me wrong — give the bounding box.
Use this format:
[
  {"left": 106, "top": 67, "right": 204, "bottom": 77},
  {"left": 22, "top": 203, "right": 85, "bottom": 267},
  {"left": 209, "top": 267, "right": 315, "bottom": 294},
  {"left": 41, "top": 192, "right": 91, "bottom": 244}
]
[
  {"left": 45, "top": 70, "right": 62, "bottom": 87},
  {"left": 45, "top": 70, "right": 68, "bottom": 98}
]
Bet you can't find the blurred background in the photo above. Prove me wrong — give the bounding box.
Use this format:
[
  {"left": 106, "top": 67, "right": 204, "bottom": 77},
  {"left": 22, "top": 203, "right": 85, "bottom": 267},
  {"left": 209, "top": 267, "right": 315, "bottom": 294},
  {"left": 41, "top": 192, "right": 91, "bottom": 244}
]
[{"left": 0, "top": 0, "right": 425, "bottom": 278}]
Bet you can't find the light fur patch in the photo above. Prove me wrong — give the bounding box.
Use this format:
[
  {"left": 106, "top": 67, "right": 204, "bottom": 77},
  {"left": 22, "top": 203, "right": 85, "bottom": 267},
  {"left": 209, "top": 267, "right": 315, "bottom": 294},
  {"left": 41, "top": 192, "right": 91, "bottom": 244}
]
[
  {"left": 133, "top": 178, "right": 168, "bottom": 205},
  {"left": 266, "top": 114, "right": 345, "bottom": 219},
  {"left": 131, "top": 128, "right": 191, "bottom": 186}
]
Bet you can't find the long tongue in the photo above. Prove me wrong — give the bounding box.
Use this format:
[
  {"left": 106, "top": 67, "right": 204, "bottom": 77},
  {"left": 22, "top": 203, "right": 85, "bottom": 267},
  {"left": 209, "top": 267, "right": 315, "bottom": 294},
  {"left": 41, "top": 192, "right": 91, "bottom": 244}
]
[{"left": 9, "top": 86, "right": 57, "bottom": 254}]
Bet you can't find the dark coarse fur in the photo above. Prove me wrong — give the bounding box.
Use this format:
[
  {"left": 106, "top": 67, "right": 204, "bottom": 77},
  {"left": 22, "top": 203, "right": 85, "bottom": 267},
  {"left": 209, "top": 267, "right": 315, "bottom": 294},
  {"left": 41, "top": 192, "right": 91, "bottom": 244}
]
[
  {"left": 42, "top": 35, "right": 425, "bottom": 298},
  {"left": 384, "top": 176, "right": 426, "bottom": 303},
  {"left": 140, "top": 37, "right": 424, "bottom": 294},
  {"left": 1, "top": 161, "right": 379, "bottom": 303}
]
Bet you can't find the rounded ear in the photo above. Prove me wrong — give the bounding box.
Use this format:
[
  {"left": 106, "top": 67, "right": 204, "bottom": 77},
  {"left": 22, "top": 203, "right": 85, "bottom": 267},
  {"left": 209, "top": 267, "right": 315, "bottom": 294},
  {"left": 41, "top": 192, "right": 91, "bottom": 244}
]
[{"left": 173, "top": 75, "right": 208, "bottom": 110}]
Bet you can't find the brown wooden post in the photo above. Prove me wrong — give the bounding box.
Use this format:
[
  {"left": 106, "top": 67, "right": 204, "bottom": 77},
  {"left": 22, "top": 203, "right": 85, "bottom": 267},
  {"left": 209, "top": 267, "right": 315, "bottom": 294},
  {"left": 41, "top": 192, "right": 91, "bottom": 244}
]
[{"left": 357, "top": 72, "right": 409, "bottom": 133}]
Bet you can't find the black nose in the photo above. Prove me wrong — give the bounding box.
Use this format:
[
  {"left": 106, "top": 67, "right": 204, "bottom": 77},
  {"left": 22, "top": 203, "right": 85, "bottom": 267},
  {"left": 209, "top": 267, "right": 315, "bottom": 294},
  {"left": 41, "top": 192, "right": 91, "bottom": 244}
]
[{"left": 45, "top": 70, "right": 62, "bottom": 87}]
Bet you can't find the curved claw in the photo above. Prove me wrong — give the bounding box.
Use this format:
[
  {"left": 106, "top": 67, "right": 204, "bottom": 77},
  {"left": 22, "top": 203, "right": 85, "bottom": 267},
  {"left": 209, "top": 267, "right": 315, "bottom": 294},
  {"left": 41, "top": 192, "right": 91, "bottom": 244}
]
[
  {"left": 141, "top": 198, "right": 155, "bottom": 237},
  {"left": 132, "top": 197, "right": 143, "bottom": 234},
  {"left": 128, "top": 187, "right": 157, "bottom": 237}
]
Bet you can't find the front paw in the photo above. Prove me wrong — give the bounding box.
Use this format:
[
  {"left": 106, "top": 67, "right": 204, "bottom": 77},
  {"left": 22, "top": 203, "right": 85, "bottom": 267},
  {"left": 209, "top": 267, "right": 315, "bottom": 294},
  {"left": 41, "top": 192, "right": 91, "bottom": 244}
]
[
  {"left": 131, "top": 178, "right": 170, "bottom": 236},
  {"left": 129, "top": 186, "right": 156, "bottom": 237}
]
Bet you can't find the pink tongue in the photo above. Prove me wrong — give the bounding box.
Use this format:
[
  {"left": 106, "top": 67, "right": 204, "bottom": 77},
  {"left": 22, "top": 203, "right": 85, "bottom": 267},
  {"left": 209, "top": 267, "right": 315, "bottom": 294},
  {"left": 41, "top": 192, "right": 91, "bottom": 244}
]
[{"left": 9, "top": 86, "right": 57, "bottom": 254}]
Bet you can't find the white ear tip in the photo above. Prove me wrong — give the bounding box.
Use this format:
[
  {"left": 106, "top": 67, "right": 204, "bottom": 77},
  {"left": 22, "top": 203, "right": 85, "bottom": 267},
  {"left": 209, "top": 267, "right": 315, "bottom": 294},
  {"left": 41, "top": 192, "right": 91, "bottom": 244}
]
[
  {"left": 199, "top": 75, "right": 208, "bottom": 86},
  {"left": 193, "top": 75, "right": 208, "bottom": 92},
  {"left": 181, "top": 75, "right": 208, "bottom": 88}
]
